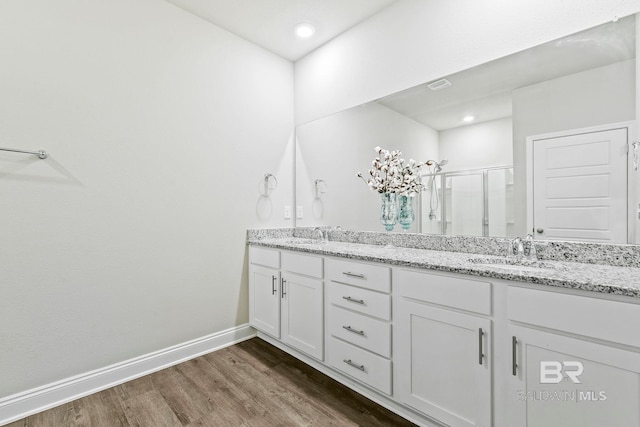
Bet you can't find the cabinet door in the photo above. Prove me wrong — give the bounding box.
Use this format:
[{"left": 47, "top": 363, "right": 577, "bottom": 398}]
[
  {"left": 508, "top": 325, "right": 640, "bottom": 427},
  {"left": 281, "top": 273, "right": 324, "bottom": 360},
  {"left": 248, "top": 265, "right": 280, "bottom": 339},
  {"left": 395, "top": 299, "right": 492, "bottom": 427}
]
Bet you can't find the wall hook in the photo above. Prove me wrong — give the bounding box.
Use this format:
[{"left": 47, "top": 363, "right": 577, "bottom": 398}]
[
  {"left": 314, "top": 179, "right": 327, "bottom": 199},
  {"left": 261, "top": 173, "right": 278, "bottom": 196}
]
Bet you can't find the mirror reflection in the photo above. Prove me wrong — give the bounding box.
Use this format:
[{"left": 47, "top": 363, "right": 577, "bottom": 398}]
[{"left": 296, "top": 15, "right": 637, "bottom": 243}]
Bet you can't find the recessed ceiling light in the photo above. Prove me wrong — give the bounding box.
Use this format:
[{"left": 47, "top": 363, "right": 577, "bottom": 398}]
[
  {"left": 463, "top": 115, "right": 475, "bottom": 123},
  {"left": 295, "top": 23, "right": 315, "bottom": 38}
]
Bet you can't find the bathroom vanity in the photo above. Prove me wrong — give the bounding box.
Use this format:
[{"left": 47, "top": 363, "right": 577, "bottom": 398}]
[{"left": 247, "top": 229, "right": 640, "bottom": 427}]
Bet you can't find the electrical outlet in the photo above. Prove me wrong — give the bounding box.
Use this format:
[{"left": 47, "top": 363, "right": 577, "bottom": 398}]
[
  {"left": 296, "top": 206, "right": 304, "bottom": 219},
  {"left": 284, "top": 206, "right": 292, "bottom": 219}
]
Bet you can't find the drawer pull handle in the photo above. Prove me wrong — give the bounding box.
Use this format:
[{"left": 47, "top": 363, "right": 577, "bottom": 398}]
[
  {"left": 342, "top": 296, "right": 365, "bottom": 305},
  {"left": 343, "top": 359, "right": 366, "bottom": 372},
  {"left": 343, "top": 271, "right": 366, "bottom": 279},
  {"left": 271, "top": 275, "right": 277, "bottom": 295},
  {"left": 342, "top": 325, "right": 365, "bottom": 336},
  {"left": 478, "top": 328, "right": 484, "bottom": 365},
  {"left": 512, "top": 336, "right": 518, "bottom": 376}
]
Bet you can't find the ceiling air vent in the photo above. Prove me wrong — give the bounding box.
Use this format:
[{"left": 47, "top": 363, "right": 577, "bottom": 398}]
[{"left": 427, "top": 79, "right": 452, "bottom": 91}]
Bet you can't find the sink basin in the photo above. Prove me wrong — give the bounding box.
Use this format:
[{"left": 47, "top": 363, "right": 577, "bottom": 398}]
[
  {"left": 468, "top": 257, "right": 559, "bottom": 273},
  {"left": 277, "top": 238, "right": 324, "bottom": 245}
]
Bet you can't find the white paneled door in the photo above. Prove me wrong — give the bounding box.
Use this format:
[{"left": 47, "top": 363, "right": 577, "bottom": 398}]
[
  {"left": 531, "top": 127, "right": 629, "bottom": 243},
  {"left": 394, "top": 300, "right": 492, "bottom": 427},
  {"left": 280, "top": 273, "right": 324, "bottom": 360},
  {"left": 249, "top": 265, "right": 281, "bottom": 339}
]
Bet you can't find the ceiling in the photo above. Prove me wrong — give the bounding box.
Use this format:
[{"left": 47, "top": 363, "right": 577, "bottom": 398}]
[
  {"left": 378, "top": 15, "right": 636, "bottom": 131},
  {"left": 162, "top": 0, "right": 398, "bottom": 61}
]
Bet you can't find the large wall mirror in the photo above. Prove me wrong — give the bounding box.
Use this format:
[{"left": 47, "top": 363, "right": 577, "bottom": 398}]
[{"left": 296, "top": 14, "right": 638, "bottom": 243}]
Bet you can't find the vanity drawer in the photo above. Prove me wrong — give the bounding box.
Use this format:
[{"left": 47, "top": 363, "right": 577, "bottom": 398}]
[
  {"left": 282, "top": 251, "right": 323, "bottom": 279},
  {"left": 328, "top": 305, "right": 391, "bottom": 358},
  {"left": 326, "top": 258, "right": 391, "bottom": 293},
  {"left": 327, "top": 337, "right": 392, "bottom": 395},
  {"left": 508, "top": 286, "right": 640, "bottom": 347},
  {"left": 249, "top": 246, "right": 280, "bottom": 269},
  {"left": 394, "top": 268, "right": 492, "bottom": 315},
  {"left": 328, "top": 282, "right": 391, "bottom": 321}
]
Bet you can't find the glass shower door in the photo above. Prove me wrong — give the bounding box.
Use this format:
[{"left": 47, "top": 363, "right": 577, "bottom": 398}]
[
  {"left": 487, "top": 167, "right": 515, "bottom": 237},
  {"left": 421, "top": 166, "right": 514, "bottom": 237},
  {"left": 443, "top": 172, "right": 484, "bottom": 236}
]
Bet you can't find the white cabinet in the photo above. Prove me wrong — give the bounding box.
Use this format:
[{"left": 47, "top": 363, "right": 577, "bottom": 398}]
[
  {"left": 508, "top": 325, "right": 640, "bottom": 427},
  {"left": 326, "top": 335, "right": 392, "bottom": 395},
  {"left": 249, "top": 246, "right": 324, "bottom": 360},
  {"left": 327, "top": 304, "right": 391, "bottom": 358},
  {"left": 248, "top": 247, "right": 280, "bottom": 339},
  {"left": 325, "top": 258, "right": 392, "bottom": 395},
  {"left": 281, "top": 272, "right": 324, "bottom": 360},
  {"left": 249, "top": 264, "right": 280, "bottom": 338},
  {"left": 505, "top": 286, "right": 640, "bottom": 427},
  {"left": 249, "top": 244, "right": 640, "bottom": 427},
  {"left": 394, "top": 268, "right": 493, "bottom": 427}
]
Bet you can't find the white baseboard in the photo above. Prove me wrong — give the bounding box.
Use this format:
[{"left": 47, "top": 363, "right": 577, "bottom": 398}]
[{"left": 0, "top": 324, "right": 256, "bottom": 426}]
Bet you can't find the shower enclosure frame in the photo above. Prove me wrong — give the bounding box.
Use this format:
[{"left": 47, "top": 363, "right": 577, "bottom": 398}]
[{"left": 422, "top": 165, "right": 514, "bottom": 237}]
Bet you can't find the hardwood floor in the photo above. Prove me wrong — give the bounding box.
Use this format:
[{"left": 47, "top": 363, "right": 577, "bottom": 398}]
[{"left": 6, "top": 338, "right": 416, "bottom": 427}]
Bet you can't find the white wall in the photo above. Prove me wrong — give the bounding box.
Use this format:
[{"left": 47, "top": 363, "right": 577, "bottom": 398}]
[
  {"left": 439, "top": 117, "right": 513, "bottom": 172},
  {"left": 0, "top": 0, "right": 293, "bottom": 398},
  {"left": 296, "top": 102, "right": 438, "bottom": 232},
  {"left": 512, "top": 59, "right": 636, "bottom": 234},
  {"left": 637, "top": 14, "right": 640, "bottom": 243},
  {"left": 295, "top": 0, "right": 640, "bottom": 125}
]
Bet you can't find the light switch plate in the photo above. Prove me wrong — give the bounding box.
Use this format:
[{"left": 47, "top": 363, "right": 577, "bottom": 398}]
[
  {"left": 296, "top": 206, "right": 304, "bottom": 219},
  {"left": 284, "top": 206, "right": 291, "bottom": 219}
]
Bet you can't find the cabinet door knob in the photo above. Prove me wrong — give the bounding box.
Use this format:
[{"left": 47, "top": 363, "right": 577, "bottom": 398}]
[{"left": 536, "top": 228, "right": 544, "bottom": 234}]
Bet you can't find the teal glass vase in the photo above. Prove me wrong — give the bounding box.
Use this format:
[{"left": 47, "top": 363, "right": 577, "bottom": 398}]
[
  {"left": 398, "top": 195, "right": 415, "bottom": 231},
  {"left": 380, "top": 192, "right": 398, "bottom": 231}
]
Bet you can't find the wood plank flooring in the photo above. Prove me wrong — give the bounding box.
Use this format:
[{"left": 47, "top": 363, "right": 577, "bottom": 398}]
[{"left": 6, "top": 338, "right": 416, "bottom": 427}]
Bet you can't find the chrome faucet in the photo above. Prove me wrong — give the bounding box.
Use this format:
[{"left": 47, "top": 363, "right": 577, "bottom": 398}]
[
  {"left": 312, "top": 227, "right": 329, "bottom": 243},
  {"left": 523, "top": 234, "right": 537, "bottom": 260},
  {"left": 508, "top": 237, "right": 524, "bottom": 258},
  {"left": 312, "top": 227, "right": 324, "bottom": 241},
  {"left": 507, "top": 234, "right": 538, "bottom": 260}
]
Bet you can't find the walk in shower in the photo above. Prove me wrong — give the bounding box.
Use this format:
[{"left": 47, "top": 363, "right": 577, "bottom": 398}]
[{"left": 421, "top": 166, "right": 515, "bottom": 237}]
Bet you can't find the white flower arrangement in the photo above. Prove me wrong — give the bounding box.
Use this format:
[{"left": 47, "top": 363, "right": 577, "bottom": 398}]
[{"left": 357, "top": 146, "right": 427, "bottom": 196}]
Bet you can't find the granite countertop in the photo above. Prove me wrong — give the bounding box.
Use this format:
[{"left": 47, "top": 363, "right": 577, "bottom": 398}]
[{"left": 248, "top": 236, "right": 640, "bottom": 299}]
